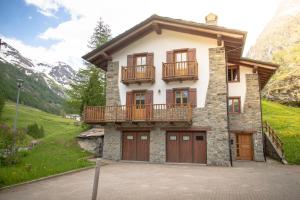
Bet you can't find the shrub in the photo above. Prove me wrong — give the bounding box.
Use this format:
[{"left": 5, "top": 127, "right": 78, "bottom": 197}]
[
  {"left": 27, "top": 123, "right": 45, "bottom": 139},
  {"left": 0, "top": 124, "right": 26, "bottom": 166}
]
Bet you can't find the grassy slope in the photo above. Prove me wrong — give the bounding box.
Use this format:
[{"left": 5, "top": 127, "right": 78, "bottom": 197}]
[
  {"left": 0, "top": 102, "right": 93, "bottom": 187},
  {"left": 262, "top": 100, "right": 300, "bottom": 164}
]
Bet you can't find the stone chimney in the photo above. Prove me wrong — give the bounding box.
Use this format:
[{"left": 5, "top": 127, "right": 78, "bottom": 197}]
[{"left": 205, "top": 13, "right": 218, "bottom": 26}]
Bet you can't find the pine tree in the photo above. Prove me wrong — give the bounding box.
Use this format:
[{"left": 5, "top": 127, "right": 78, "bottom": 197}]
[{"left": 88, "top": 18, "right": 112, "bottom": 49}]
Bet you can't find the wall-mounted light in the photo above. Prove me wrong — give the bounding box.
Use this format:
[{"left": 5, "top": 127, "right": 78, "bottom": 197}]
[{"left": 158, "top": 89, "right": 161, "bottom": 94}]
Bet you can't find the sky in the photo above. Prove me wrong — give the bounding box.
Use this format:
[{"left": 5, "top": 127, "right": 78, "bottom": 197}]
[{"left": 0, "top": 0, "right": 282, "bottom": 70}]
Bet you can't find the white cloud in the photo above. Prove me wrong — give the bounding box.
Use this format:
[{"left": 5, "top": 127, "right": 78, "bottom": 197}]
[{"left": 5, "top": 0, "right": 283, "bottom": 70}]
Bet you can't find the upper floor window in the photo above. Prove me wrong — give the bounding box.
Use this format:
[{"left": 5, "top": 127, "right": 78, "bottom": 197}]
[
  {"left": 228, "top": 97, "right": 241, "bottom": 113},
  {"left": 175, "top": 89, "right": 188, "bottom": 105},
  {"left": 135, "top": 55, "right": 147, "bottom": 67},
  {"left": 228, "top": 65, "right": 240, "bottom": 82},
  {"left": 175, "top": 50, "right": 187, "bottom": 63}
]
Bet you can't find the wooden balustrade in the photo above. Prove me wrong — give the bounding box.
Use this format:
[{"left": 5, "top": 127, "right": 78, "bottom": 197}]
[
  {"left": 263, "top": 121, "right": 284, "bottom": 156},
  {"left": 162, "top": 61, "right": 198, "bottom": 82},
  {"left": 121, "top": 65, "right": 155, "bottom": 84},
  {"left": 84, "top": 104, "right": 192, "bottom": 123}
]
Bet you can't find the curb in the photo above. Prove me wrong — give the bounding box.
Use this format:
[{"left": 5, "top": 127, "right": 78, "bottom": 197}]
[{"left": 0, "top": 165, "right": 98, "bottom": 191}]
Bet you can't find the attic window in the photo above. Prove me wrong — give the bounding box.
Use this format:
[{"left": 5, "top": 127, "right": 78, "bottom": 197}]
[{"left": 228, "top": 65, "right": 240, "bottom": 82}]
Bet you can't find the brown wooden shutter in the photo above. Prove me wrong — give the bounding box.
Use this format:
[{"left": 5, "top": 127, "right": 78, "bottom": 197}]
[
  {"left": 126, "top": 91, "right": 133, "bottom": 120},
  {"left": 187, "top": 48, "right": 196, "bottom": 61},
  {"left": 166, "top": 51, "right": 174, "bottom": 63},
  {"left": 166, "top": 89, "right": 174, "bottom": 106},
  {"left": 127, "top": 55, "right": 134, "bottom": 66},
  {"left": 146, "top": 53, "right": 154, "bottom": 66},
  {"left": 188, "top": 88, "right": 197, "bottom": 108},
  {"left": 145, "top": 90, "right": 153, "bottom": 120}
]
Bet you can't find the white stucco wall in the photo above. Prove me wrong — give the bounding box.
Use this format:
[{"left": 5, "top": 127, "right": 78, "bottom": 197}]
[
  {"left": 228, "top": 65, "right": 253, "bottom": 112},
  {"left": 111, "top": 30, "right": 217, "bottom": 108}
]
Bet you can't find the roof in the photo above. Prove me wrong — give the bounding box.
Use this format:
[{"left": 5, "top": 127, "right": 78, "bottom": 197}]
[
  {"left": 82, "top": 14, "right": 279, "bottom": 89},
  {"left": 77, "top": 128, "right": 104, "bottom": 138}
]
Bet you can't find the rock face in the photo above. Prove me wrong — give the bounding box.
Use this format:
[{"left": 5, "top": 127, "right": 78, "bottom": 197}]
[
  {"left": 0, "top": 41, "right": 76, "bottom": 97},
  {"left": 247, "top": 0, "right": 300, "bottom": 105}
]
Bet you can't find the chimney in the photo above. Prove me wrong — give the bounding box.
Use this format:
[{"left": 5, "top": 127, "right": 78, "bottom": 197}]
[{"left": 205, "top": 13, "right": 218, "bottom": 26}]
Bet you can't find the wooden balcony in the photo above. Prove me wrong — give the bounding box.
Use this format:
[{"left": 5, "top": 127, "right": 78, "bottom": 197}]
[
  {"left": 84, "top": 104, "right": 192, "bottom": 124},
  {"left": 121, "top": 65, "right": 155, "bottom": 85},
  {"left": 162, "top": 61, "right": 198, "bottom": 82}
]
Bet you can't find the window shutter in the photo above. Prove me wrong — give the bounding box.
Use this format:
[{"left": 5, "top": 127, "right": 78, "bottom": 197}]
[
  {"left": 126, "top": 91, "right": 133, "bottom": 120},
  {"left": 187, "top": 48, "right": 196, "bottom": 61},
  {"left": 166, "top": 89, "right": 174, "bottom": 106},
  {"left": 145, "top": 90, "right": 153, "bottom": 119},
  {"left": 188, "top": 88, "right": 197, "bottom": 107},
  {"left": 127, "top": 55, "right": 134, "bottom": 66},
  {"left": 166, "top": 51, "right": 174, "bottom": 63},
  {"left": 146, "top": 53, "right": 154, "bottom": 66}
]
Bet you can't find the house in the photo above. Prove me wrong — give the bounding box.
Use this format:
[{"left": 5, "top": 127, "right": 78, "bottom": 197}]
[{"left": 82, "top": 14, "right": 279, "bottom": 166}]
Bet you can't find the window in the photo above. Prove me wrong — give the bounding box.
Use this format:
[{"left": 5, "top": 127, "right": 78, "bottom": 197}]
[
  {"left": 228, "top": 97, "right": 241, "bottom": 113},
  {"left": 135, "top": 55, "right": 147, "bottom": 66},
  {"left": 175, "top": 50, "right": 188, "bottom": 75},
  {"left": 175, "top": 89, "right": 188, "bottom": 105},
  {"left": 135, "top": 93, "right": 145, "bottom": 108},
  {"left": 228, "top": 65, "right": 239, "bottom": 82}
]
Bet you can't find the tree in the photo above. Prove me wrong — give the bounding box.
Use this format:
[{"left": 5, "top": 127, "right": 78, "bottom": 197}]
[
  {"left": 65, "top": 17, "right": 110, "bottom": 114},
  {"left": 88, "top": 18, "right": 112, "bottom": 49}
]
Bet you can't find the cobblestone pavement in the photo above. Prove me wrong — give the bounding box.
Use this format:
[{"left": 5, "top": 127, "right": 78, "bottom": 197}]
[{"left": 0, "top": 160, "right": 300, "bottom": 200}]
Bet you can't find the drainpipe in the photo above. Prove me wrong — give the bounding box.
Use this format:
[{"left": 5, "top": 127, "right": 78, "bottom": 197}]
[
  {"left": 257, "top": 71, "right": 267, "bottom": 162},
  {"left": 224, "top": 48, "right": 233, "bottom": 167}
]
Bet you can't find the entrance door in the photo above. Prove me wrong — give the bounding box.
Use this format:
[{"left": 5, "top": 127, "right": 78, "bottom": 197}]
[
  {"left": 193, "top": 133, "right": 206, "bottom": 163},
  {"left": 122, "top": 132, "right": 150, "bottom": 161},
  {"left": 236, "top": 134, "right": 253, "bottom": 160},
  {"left": 166, "top": 132, "right": 206, "bottom": 163},
  {"left": 133, "top": 92, "right": 146, "bottom": 120}
]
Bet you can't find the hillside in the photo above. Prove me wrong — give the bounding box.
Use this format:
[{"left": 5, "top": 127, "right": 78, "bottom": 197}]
[
  {"left": 248, "top": 0, "right": 300, "bottom": 105},
  {"left": 0, "top": 62, "right": 64, "bottom": 114},
  {"left": 0, "top": 101, "right": 92, "bottom": 187},
  {"left": 262, "top": 100, "right": 300, "bottom": 164}
]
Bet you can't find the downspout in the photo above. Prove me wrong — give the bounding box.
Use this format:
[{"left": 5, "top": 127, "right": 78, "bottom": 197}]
[
  {"left": 224, "top": 47, "right": 233, "bottom": 167},
  {"left": 257, "top": 71, "right": 267, "bottom": 162}
]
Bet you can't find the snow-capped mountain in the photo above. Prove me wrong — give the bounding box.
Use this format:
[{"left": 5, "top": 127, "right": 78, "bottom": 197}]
[{"left": 0, "top": 40, "right": 76, "bottom": 97}]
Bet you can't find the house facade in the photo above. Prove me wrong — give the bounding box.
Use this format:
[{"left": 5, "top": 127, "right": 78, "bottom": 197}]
[{"left": 82, "top": 14, "right": 278, "bottom": 166}]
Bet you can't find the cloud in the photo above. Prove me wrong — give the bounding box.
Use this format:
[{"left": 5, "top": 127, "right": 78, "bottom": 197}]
[
  {"left": 28, "top": 16, "right": 33, "bottom": 20},
  {"left": 10, "top": 0, "right": 282, "bottom": 70}
]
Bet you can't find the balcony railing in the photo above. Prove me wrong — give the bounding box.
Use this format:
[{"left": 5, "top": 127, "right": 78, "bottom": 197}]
[
  {"left": 162, "top": 61, "right": 198, "bottom": 82},
  {"left": 121, "top": 65, "right": 155, "bottom": 84},
  {"left": 84, "top": 104, "right": 192, "bottom": 123}
]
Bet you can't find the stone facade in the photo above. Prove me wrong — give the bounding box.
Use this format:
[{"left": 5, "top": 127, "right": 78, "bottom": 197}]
[
  {"left": 103, "top": 126, "right": 122, "bottom": 160},
  {"left": 149, "top": 128, "right": 166, "bottom": 163},
  {"left": 192, "top": 47, "right": 230, "bottom": 166},
  {"left": 102, "top": 61, "right": 122, "bottom": 160},
  {"left": 106, "top": 61, "right": 120, "bottom": 106},
  {"left": 229, "top": 74, "right": 264, "bottom": 161}
]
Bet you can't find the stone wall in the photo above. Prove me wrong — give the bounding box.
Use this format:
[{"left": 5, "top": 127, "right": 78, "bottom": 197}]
[
  {"left": 77, "top": 137, "right": 103, "bottom": 157},
  {"left": 103, "top": 126, "right": 122, "bottom": 160},
  {"left": 192, "top": 47, "right": 231, "bottom": 166},
  {"left": 229, "top": 74, "right": 264, "bottom": 161},
  {"left": 150, "top": 128, "right": 166, "bottom": 163},
  {"left": 106, "top": 61, "right": 120, "bottom": 106}
]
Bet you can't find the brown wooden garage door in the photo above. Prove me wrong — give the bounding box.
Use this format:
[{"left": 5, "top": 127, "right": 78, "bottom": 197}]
[
  {"left": 122, "top": 132, "right": 150, "bottom": 161},
  {"left": 166, "top": 132, "right": 206, "bottom": 163}
]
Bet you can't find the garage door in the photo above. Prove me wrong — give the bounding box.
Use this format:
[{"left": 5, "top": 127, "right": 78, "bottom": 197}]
[
  {"left": 166, "top": 132, "right": 206, "bottom": 163},
  {"left": 122, "top": 132, "right": 150, "bottom": 161}
]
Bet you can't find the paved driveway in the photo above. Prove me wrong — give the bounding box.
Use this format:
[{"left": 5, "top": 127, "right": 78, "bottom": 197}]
[{"left": 1, "top": 161, "right": 300, "bottom": 200}]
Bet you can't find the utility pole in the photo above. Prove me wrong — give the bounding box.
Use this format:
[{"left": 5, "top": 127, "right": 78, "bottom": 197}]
[
  {"left": 12, "top": 79, "right": 24, "bottom": 154},
  {"left": 91, "top": 159, "right": 101, "bottom": 200}
]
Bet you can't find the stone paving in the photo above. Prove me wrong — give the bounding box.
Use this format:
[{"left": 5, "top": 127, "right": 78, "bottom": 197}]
[{"left": 0, "top": 160, "right": 300, "bottom": 200}]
